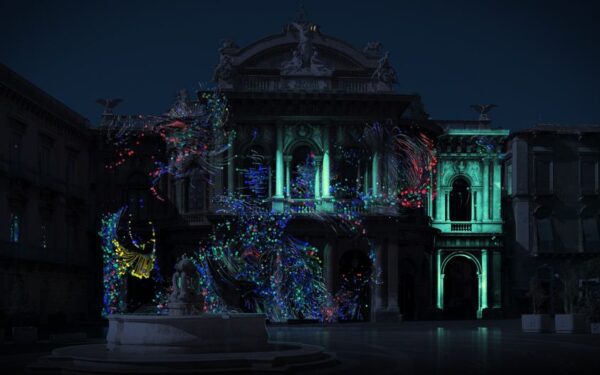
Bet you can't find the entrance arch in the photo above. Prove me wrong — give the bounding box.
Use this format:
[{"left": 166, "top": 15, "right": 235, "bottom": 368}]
[
  {"left": 337, "top": 249, "right": 371, "bottom": 322},
  {"left": 439, "top": 252, "right": 485, "bottom": 319}
]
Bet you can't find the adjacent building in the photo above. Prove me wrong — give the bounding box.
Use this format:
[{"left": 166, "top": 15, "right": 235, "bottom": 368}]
[
  {"left": 505, "top": 125, "right": 600, "bottom": 315},
  {"left": 0, "top": 63, "right": 98, "bottom": 326}
]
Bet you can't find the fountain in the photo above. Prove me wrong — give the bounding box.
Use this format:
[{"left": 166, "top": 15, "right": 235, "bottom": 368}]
[{"left": 29, "top": 257, "right": 338, "bottom": 373}]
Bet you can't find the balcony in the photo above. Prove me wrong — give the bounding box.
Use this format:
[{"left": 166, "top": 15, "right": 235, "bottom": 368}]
[
  {"left": 287, "top": 199, "right": 318, "bottom": 214},
  {"left": 450, "top": 222, "right": 472, "bottom": 232},
  {"left": 432, "top": 220, "right": 503, "bottom": 234}
]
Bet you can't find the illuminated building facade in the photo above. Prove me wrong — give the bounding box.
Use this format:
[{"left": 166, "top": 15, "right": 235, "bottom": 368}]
[
  {"left": 432, "top": 123, "right": 508, "bottom": 318},
  {"left": 95, "top": 17, "right": 514, "bottom": 321}
]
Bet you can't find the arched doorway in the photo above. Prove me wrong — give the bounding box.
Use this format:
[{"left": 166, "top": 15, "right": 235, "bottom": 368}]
[
  {"left": 443, "top": 255, "right": 479, "bottom": 319},
  {"left": 398, "top": 258, "right": 416, "bottom": 320},
  {"left": 450, "top": 177, "right": 471, "bottom": 221},
  {"left": 337, "top": 250, "right": 371, "bottom": 322}
]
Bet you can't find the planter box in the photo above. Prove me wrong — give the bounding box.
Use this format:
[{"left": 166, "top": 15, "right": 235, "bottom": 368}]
[
  {"left": 555, "top": 314, "right": 588, "bottom": 333},
  {"left": 521, "top": 314, "right": 552, "bottom": 333},
  {"left": 590, "top": 322, "right": 600, "bottom": 334}
]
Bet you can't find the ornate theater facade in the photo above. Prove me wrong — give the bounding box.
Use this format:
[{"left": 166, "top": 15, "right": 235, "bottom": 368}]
[{"left": 96, "top": 17, "right": 508, "bottom": 321}]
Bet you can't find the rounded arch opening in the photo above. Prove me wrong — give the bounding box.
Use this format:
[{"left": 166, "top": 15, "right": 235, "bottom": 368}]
[{"left": 441, "top": 253, "right": 480, "bottom": 319}]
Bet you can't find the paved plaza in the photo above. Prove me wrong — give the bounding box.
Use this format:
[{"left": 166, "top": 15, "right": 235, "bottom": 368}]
[{"left": 2, "top": 319, "right": 600, "bottom": 374}]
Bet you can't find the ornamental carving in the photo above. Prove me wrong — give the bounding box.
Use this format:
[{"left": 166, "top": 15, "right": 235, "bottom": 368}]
[{"left": 439, "top": 160, "right": 481, "bottom": 186}]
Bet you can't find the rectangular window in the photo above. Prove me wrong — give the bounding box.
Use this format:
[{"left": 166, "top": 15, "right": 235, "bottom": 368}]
[
  {"left": 188, "top": 177, "right": 205, "bottom": 211},
  {"left": 9, "top": 131, "right": 23, "bottom": 169},
  {"left": 66, "top": 149, "right": 79, "bottom": 183},
  {"left": 9, "top": 213, "right": 20, "bottom": 243},
  {"left": 41, "top": 223, "right": 48, "bottom": 249},
  {"left": 582, "top": 217, "right": 600, "bottom": 252},
  {"left": 580, "top": 159, "right": 598, "bottom": 195},
  {"left": 536, "top": 217, "right": 554, "bottom": 252},
  {"left": 38, "top": 134, "right": 54, "bottom": 176},
  {"left": 534, "top": 157, "right": 553, "bottom": 195}
]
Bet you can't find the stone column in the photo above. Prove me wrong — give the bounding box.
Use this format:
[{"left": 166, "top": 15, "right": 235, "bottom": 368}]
[
  {"left": 436, "top": 250, "right": 443, "bottom": 310},
  {"left": 483, "top": 159, "right": 490, "bottom": 221},
  {"left": 492, "top": 159, "right": 501, "bottom": 221},
  {"left": 227, "top": 132, "right": 234, "bottom": 194},
  {"left": 275, "top": 125, "right": 284, "bottom": 198},
  {"left": 481, "top": 250, "right": 489, "bottom": 315},
  {"left": 314, "top": 157, "right": 322, "bottom": 200},
  {"left": 268, "top": 162, "right": 272, "bottom": 198},
  {"left": 492, "top": 250, "right": 502, "bottom": 308},
  {"left": 322, "top": 128, "right": 331, "bottom": 198},
  {"left": 284, "top": 156, "right": 292, "bottom": 198},
  {"left": 372, "top": 152, "right": 380, "bottom": 197},
  {"left": 373, "top": 242, "right": 385, "bottom": 311},
  {"left": 323, "top": 242, "right": 334, "bottom": 293},
  {"left": 387, "top": 241, "right": 399, "bottom": 313}
]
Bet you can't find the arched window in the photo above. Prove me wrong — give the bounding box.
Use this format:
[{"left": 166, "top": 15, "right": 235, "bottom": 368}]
[
  {"left": 450, "top": 177, "right": 471, "bottom": 221},
  {"left": 290, "top": 145, "right": 315, "bottom": 199}
]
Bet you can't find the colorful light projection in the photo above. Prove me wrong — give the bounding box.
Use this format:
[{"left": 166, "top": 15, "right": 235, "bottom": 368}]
[
  {"left": 362, "top": 122, "right": 437, "bottom": 209},
  {"left": 101, "top": 90, "right": 232, "bottom": 201},
  {"left": 100, "top": 207, "right": 157, "bottom": 317}
]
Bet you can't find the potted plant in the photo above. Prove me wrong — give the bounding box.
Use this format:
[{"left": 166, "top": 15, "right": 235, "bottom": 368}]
[
  {"left": 522, "top": 277, "right": 552, "bottom": 333},
  {"left": 555, "top": 263, "right": 588, "bottom": 333}
]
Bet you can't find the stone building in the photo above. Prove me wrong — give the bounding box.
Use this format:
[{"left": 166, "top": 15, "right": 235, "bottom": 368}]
[
  {"left": 0, "top": 63, "right": 97, "bottom": 326},
  {"left": 505, "top": 125, "right": 600, "bottom": 315},
  {"left": 96, "top": 16, "right": 515, "bottom": 321},
  {"left": 432, "top": 121, "right": 508, "bottom": 319}
]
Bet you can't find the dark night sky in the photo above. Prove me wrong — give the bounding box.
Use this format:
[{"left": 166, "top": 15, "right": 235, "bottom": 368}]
[{"left": 1, "top": 0, "right": 599, "bottom": 129}]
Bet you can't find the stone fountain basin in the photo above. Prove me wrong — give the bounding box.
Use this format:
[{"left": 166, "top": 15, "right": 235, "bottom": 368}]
[
  {"left": 29, "top": 313, "right": 339, "bottom": 373},
  {"left": 106, "top": 313, "right": 269, "bottom": 353}
]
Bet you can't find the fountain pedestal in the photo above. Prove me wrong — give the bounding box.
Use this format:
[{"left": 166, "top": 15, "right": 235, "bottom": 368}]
[{"left": 106, "top": 313, "right": 269, "bottom": 353}]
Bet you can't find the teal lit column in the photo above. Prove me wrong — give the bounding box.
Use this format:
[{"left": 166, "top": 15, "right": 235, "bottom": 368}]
[
  {"left": 275, "top": 126, "right": 284, "bottom": 198},
  {"left": 284, "top": 156, "right": 291, "bottom": 197},
  {"left": 273, "top": 125, "right": 284, "bottom": 211},
  {"left": 321, "top": 127, "right": 333, "bottom": 212},
  {"left": 480, "top": 250, "right": 489, "bottom": 318},
  {"left": 492, "top": 159, "right": 501, "bottom": 221},
  {"left": 372, "top": 152, "right": 379, "bottom": 197},
  {"left": 436, "top": 250, "right": 443, "bottom": 310},
  {"left": 314, "top": 157, "right": 321, "bottom": 200},
  {"left": 482, "top": 160, "right": 490, "bottom": 221},
  {"left": 322, "top": 129, "right": 331, "bottom": 198}
]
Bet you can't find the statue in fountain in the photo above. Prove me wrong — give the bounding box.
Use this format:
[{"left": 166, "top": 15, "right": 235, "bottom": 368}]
[{"left": 168, "top": 255, "right": 203, "bottom": 316}]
